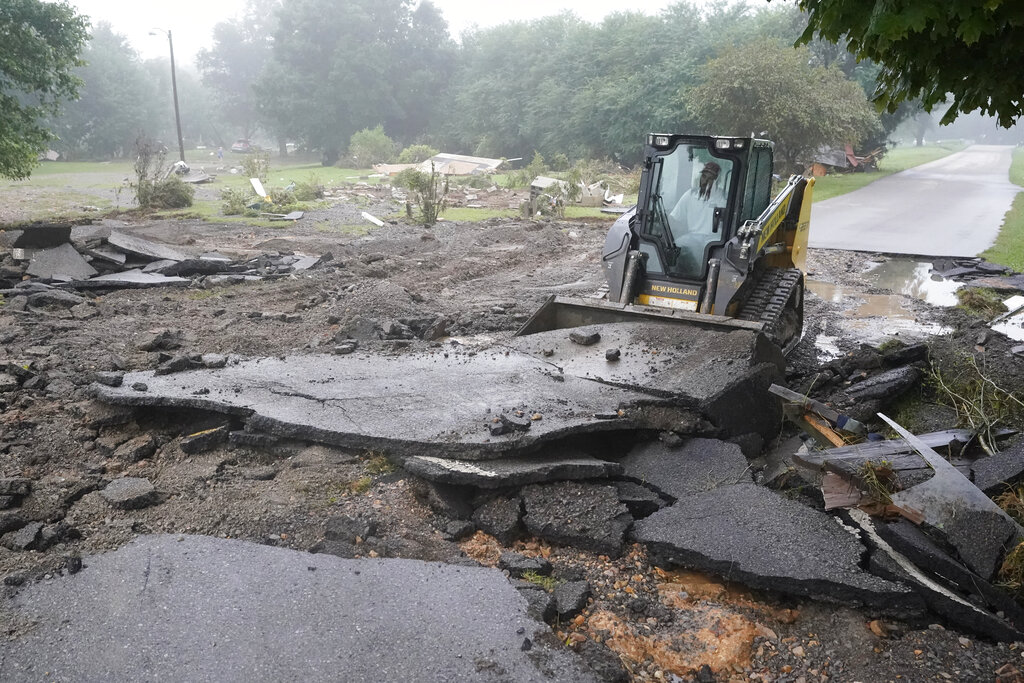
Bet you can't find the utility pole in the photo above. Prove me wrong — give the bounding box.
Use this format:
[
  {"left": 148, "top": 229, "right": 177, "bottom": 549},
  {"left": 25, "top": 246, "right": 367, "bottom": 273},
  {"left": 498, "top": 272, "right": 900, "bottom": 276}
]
[{"left": 151, "top": 28, "right": 185, "bottom": 162}]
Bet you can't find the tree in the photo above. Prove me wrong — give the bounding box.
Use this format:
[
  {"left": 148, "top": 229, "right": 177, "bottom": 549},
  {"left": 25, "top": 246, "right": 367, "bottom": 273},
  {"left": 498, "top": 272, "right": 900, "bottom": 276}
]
[
  {"left": 348, "top": 125, "right": 395, "bottom": 166},
  {"left": 259, "top": 0, "right": 455, "bottom": 165},
  {"left": 196, "top": 0, "right": 277, "bottom": 143},
  {"left": 795, "top": 0, "right": 1024, "bottom": 127},
  {"left": 688, "top": 39, "right": 879, "bottom": 171},
  {"left": 49, "top": 23, "right": 158, "bottom": 159},
  {"left": 0, "top": 0, "right": 89, "bottom": 178}
]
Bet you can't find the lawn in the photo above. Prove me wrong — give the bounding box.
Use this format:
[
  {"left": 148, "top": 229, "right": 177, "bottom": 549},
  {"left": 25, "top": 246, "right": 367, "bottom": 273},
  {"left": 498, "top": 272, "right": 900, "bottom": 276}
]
[
  {"left": 811, "top": 142, "right": 966, "bottom": 202},
  {"left": 981, "top": 148, "right": 1024, "bottom": 270}
]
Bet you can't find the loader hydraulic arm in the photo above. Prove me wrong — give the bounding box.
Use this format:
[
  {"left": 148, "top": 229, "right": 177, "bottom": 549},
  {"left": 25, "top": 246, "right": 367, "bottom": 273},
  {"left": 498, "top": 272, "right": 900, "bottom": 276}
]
[{"left": 736, "top": 175, "right": 807, "bottom": 261}]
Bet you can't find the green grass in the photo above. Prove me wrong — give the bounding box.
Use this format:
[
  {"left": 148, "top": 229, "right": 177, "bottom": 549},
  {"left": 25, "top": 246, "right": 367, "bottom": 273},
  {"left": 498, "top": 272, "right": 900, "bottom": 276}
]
[
  {"left": 441, "top": 207, "right": 518, "bottom": 222},
  {"left": 812, "top": 142, "right": 966, "bottom": 202},
  {"left": 981, "top": 148, "right": 1024, "bottom": 271}
]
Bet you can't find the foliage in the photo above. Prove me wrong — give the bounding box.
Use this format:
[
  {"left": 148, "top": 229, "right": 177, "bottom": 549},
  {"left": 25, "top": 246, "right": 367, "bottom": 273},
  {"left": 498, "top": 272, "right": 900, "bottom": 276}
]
[
  {"left": 956, "top": 288, "right": 1008, "bottom": 318},
  {"left": 348, "top": 125, "right": 396, "bottom": 166},
  {"left": 688, "top": 39, "right": 879, "bottom": 172},
  {"left": 130, "top": 137, "right": 165, "bottom": 208},
  {"left": 982, "top": 148, "right": 1024, "bottom": 272},
  {"left": 241, "top": 149, "right": 270, "bottom": 182},
  {"left": 521, "top": 570, "right": 561, "bottom": 591},
  {"left": 550, "top": 153, "right": 570, "bottom": 172},
  {"left": 129, "top": 138, "right": 193, "bottom": 209},
  {"left": 48, "top": 23, "right": 158, "bottom": 160},
  {"left": 220, "top": 187, "right": 249, "bottom": 215},
  {"left": 266, "top": 186, "right": 295, "bottom": 208},
  {"left": 259, "top": 0, "right": 456, "bottom": 165},
  {"left": 928, "top": 356, "right": 1024, "bottom": 454},
  {"left": 365, "top": 454, "right": 397, "bottom": 475},
  {"left": 291, "top": 174, "right": 325, "bottom": 201},
  {"left": 397, "top": 144, "right": 439, "bottom": 164},
  {"left": 196, "top": 0, "right": 276, "bottom": 141},
  {"left": 0, "top": 0, "right": 89, "bottom": 179},
  {"left": 796, "top": 0, "right": 1024, "bottom": 127},
  {"left": 150, "top": 176, "right": 194, "bottom": 209},
  {"left": 858, "top": 460, "right": 899, "bottom": 505},
  {"left": 398, "top": 162, "right": 448, "bottom": 226}
]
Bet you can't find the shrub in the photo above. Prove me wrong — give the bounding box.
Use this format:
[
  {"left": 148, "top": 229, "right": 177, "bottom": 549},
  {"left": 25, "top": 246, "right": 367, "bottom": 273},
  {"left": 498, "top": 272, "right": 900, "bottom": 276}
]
[
  {"left": 221, "top": 187, "right": 249, "bottom": 215},
  {"left": 292, "top": 174, "right": 325, "bottom": 201},
  {"left": 550, "top": 153, "right": 570, "bottom": 171},
  {"left": 349, "top": 125, "right": 396, "bottom": 166},
  {"left": 150, "top": 177, "right": 194, "bottom": 209},
  {"left": 241, "top": 150, "right": 270, "bottom": 182},
  {"left": 396, "top": 163, "right": 449, "bottom": 226},
  {"left": 397, "top": 144, "right": 439, "bottom": 164}
]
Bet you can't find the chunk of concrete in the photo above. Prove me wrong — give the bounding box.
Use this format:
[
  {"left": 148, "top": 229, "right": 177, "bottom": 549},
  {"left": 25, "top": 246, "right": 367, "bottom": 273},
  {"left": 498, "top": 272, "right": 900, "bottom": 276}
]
[
  {"left": 26, "top": 289, "right": 87, "bottom": 309},
  {"left": 619, "top": 438, "right": 751, "bottom": 500},
  {"left": 554, "top": 580, "right": 591, "bottom": 618},
  {"left": 472, "top": 496, "right": 522, "bottom": 545},
  {"left": 632, "top": 483, "right": 919, "bottom": 609},
  {"left": 2, "top": 223, "right": 71, "bottom": 249},
  {"left": 522, "top": 482, "right": 632, "bottom": 557},
  {"left": 854, "top": 511, "right": 1022, "bottom": 642},
  {"left": 404, "top": 454, "right": 622, "bottom": 488},
  {"left": 3, "top": 535, "right": 598, "bottom": 682},
  {"left": 613, "top": 481, "right": 666, "bottom": 518},
  {"left": 843, "top": 365, "right": 922, "bottom": 402},
  {"left": 92, "top": 351, "right": 703, "bottom": 460},
  {"left": 874, "top": 518, "right": 1024, "bottom": 634},
  {"left": 77, "top": 269, "right": 190, "bottom": 289},
  {"left": 510, "top": 322, "right": 784, "bottom": 440},
  {"left": 106, "top": 231, "right": 188, "bottom": 262},
  {"left": 100, "top": 478, "right": 157, "bottom": 509},
  {"left": 971, "top": 439, "right": 1024, "bottom": 495},
  {"left": 26, "top": 243, "right": 97, "bottom": 281}
]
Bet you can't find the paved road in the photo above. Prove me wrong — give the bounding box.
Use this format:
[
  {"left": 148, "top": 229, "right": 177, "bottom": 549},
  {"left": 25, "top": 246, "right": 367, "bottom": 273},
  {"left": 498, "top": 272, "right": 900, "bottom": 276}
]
[
  {"left": 809, "top": 145, "right": 1021, "bottom": 257},
  {"left": 1, "top": 535, "right": 596, "bottom": 683}
]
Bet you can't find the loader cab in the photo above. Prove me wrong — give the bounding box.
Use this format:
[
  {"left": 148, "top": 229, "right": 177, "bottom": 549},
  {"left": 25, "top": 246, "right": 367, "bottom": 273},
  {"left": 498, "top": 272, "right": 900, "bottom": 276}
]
[{"left": 630, "top": 135, "right": 774, "bottom": 305}]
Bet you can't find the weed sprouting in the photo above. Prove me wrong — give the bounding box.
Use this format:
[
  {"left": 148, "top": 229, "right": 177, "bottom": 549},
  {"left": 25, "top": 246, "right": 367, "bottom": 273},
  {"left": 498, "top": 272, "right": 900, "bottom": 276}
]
[
  {"left": 928, "top": 354, "right": 1024, "bottom": 454},
  {"left": 521, "top": 570, "right": 561, "bottom": 591}
]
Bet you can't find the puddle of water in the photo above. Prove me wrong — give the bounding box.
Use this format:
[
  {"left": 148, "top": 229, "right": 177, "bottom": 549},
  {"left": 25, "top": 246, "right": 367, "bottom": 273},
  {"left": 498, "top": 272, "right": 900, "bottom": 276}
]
[
  {"left": 862, "top": 260, "right": 962, "bottom": 307},
  {"left": 992, "top": 294, "right": 1024, "bottom": 342},
  {"left": 807, "top": 261, "right": 955, "bottom": 346}
]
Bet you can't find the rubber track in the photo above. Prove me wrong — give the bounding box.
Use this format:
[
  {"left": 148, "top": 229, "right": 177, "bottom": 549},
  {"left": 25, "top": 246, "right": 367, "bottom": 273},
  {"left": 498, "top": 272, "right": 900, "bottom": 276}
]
[{"left": 737, "top": 267, "right": 803, "bottom": 345}]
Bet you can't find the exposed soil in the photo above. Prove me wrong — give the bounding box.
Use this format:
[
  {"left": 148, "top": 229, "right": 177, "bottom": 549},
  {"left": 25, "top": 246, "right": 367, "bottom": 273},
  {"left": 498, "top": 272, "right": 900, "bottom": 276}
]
[{"left": 1, "top": 196, "right": 1023, "bottom": 682}]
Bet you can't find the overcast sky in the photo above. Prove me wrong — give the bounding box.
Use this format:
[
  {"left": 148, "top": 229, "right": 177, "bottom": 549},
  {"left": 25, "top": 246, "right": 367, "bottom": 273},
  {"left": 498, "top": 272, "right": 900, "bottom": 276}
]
[{"left": 66, "top": 0, "right": 689, "bottom": 66}]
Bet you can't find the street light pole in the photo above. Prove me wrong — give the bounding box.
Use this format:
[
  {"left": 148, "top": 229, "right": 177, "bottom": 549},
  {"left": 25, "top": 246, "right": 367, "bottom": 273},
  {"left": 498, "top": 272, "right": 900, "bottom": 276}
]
[{"left": 151, "top": 28, "right": 185, "bottom": 162}]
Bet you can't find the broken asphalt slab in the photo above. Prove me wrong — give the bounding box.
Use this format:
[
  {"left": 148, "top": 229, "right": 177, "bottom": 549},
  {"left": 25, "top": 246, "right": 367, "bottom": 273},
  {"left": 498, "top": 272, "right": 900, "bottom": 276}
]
[
  {"left": 106, "top": 230, "right": 189, "bottom": 262},
  {"left": 25, "top": 243, "right": 97, "bottom": 281},
  {"left": 93, "top": 350, "right": 672, "bottom": 460},
  {"left": 632, "top": 483, "right": 923, "bottom": 611},
  {"left": 404, "top": 453, "right": 622, "bottom": 488},
  {"left": 92, "top": 321, "right": 786, "bottom": 460},
  {"left": 619, "top": 438, "right": 751, "bottom": 499},
  {"left": 2, "top": 535, "right": 597, "bottom": 682},
  {"left": 508, "top": 322, "right": 784, "bottom": 440}
]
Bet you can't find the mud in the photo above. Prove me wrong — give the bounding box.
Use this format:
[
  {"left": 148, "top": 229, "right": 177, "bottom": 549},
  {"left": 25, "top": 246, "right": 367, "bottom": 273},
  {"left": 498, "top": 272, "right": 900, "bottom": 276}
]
[{"left": 2, "top": 207, "right": 1024, "bottom": 681}]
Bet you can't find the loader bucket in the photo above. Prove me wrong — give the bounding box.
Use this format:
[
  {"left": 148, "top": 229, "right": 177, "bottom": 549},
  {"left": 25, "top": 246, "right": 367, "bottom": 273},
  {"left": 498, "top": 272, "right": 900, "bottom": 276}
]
[{"left": 514, "top": 295, "right": 765, "bottom": 337}]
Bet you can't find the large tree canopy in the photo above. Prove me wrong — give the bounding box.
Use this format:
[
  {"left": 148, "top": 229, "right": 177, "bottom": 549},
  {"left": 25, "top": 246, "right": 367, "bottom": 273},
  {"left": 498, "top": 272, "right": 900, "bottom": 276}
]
[
  {"left": 260, "top": 0, "right": 455, "bottom": 165},
  {"left": 0, "top": 0, "right": 89, "bottom": 178},
  {"left": 796, "top": 0, "right": 1024, "bottom": 127},
  {"left": 49, "top": 23, "right": 158, "bottom": 159},
  {"left": 689, "top": 39, "right": 879, "bottom": 171}
]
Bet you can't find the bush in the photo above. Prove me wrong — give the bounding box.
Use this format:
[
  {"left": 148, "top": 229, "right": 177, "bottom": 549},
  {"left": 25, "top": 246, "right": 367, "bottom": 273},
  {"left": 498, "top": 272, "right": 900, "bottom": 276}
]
[
  {"left": 550, "top": 153, "right": 570, "bottom": 171},
  {"left": 149, "top": 177, "right": 194, "bottom": 209},
  {"left": 397, "top": 163, "right": 448, "bottom": 226},
  {"left": 221, "top": 187, "right": 249, "bottom": 215},
  {"left": 292, "top": 174, "right": 325, "bottom": 201},
  {"left": 397, "top": 144, "right": 439, "bottom": 164},
  {"left": 241, "top": 150, "right": 270, "bottom": 182},
  {"left": 349, "top": 125, "right": 396, "bottom": 166}
]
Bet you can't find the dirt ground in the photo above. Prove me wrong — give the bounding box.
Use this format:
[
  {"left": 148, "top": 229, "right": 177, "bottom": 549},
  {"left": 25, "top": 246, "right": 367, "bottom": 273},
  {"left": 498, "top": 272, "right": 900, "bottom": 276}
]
[{"left": 2, "top": 194, "right": 1023, "bottom": 682}]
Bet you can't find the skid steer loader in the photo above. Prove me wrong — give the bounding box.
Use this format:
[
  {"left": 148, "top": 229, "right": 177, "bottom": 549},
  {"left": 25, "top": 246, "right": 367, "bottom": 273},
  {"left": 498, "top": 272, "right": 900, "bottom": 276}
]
[{"left": 516, "top": 133, "right": 813, "bottom": 353}]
